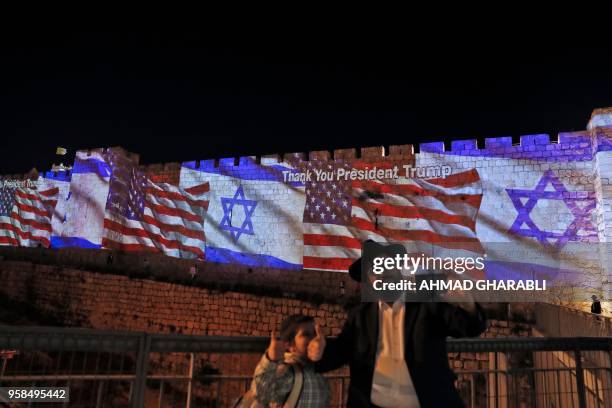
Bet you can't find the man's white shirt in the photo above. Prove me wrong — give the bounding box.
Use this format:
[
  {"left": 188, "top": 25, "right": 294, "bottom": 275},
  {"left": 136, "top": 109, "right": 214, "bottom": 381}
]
[{"left": 370, "top": 300, "right": 421, "bottom": 408}]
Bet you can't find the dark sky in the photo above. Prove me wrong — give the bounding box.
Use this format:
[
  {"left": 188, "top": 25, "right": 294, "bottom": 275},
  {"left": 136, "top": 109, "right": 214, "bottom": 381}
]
[{"left": 1, "top": 32, "right": 612, "bottom": 174}]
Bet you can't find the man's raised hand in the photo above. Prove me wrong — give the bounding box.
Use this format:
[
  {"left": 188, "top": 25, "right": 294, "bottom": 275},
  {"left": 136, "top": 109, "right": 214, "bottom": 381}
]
[{"left": 307, "top": 324, "right": 326, "bottom": 362}]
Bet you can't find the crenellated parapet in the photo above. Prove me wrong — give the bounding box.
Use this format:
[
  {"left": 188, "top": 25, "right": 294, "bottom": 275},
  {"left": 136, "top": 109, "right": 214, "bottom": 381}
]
[
  {"left": 4, "top": 109, "right": 612, "bottom": 184},
  {"left": 418, "top": 131, "right": 594, "bottom": 162},
  {"left": 171, "top": 130, "right": 597, "bottom": 168}
]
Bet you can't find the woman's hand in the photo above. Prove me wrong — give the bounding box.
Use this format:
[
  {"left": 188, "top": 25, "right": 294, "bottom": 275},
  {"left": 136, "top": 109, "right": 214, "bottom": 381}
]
[{"left": 267, "top": 331, "right": 286, "bottom": 362}]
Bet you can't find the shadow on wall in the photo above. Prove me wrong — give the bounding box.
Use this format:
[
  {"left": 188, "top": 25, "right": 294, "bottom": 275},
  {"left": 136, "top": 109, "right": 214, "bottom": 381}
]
[{"left": 0, "top": 246, "right": 360, "bottom": 310}]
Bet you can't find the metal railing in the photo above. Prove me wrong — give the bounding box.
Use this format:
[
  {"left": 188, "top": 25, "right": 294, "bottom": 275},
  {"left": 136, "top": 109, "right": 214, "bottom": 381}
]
[{"left": 1, "top": 326, "right": 611, "bottom": 407}]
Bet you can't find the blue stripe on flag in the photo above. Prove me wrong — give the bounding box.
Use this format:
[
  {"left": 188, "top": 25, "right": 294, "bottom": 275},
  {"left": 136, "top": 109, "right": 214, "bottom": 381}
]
[
  {"left": 598, "top": 134, "right": 612, "bottom": 152},
  {"left": 205, "top": 246, "right": 303, "bottom": 270},
  {"left": 72, "top": 158, "right": 111, "bottom": 177},
  {"left": 182, "top": 157, "right": 304, "bottom": 187},
  {"left": 51, "top": 236, "right": 102, "bottom": 249},
  {"left": 43, "top": 171, "right": 72, "bottom": 183},
  {"left": 485, "top": 260, "right": 561, "bottom": 281}
]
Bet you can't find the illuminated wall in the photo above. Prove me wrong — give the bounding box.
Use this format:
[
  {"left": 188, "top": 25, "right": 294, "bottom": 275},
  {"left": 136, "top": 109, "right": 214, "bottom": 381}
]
[{"left": 1, "top": 108, "right": 611, "bottom": 298}]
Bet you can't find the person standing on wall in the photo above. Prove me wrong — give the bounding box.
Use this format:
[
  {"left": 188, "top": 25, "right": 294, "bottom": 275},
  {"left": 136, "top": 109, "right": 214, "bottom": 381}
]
[{"left": 591, "top": 295, "right": 602, "bottom": 314}]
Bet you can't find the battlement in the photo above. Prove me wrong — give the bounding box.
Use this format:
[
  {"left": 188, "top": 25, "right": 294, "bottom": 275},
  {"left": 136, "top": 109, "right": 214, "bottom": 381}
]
[
  {"left": 173, "top": 129, "right": 602, "bottom": 168},
  {"left": 172, "top": 123, "right": 609, "bottom": 168},
  {"left": 2, "top": 108, "right": 612, "bottom": 179},
  {"left": 589, "top": 107, "right": 612, "bottom": 130},
  {"left": 419, "top": 131, "right": 594, "bottom": 153},
  {"left": 0, "top": 168, "right": 39, "bottom": 182},
  {"left": 81, "top": 146, "right": 140, "bottom": 162}
]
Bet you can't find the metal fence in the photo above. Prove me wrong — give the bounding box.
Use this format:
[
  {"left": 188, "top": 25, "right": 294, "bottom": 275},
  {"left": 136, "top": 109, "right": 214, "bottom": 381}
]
[{"left": 1, "top": 326, "right": 612, "bottom": 407}]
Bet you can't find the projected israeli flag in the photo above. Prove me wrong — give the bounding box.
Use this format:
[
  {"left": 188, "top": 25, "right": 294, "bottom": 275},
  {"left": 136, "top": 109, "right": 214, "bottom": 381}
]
[
  {"left": 37, "top": 171, "right": 72, "bottom": 244},
  {"left": 180, "top": 157, "right": 305, "bottom": 269},
  {"left": 54, "top": 150, "right": 112, "bottom": 248},
  {"left": 417, "top": 148, "right": 604, "bottom": 299}
]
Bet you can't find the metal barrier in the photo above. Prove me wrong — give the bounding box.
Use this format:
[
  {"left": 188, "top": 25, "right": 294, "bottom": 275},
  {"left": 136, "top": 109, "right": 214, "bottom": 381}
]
[{"left": 1, "top": 326, "right": 612, "bottom": 407}]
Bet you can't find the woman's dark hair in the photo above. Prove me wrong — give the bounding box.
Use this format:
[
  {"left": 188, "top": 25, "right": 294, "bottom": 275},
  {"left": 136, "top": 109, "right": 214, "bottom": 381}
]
[{"left": 279, "top": 314, "right": 314, "bottom": 343}]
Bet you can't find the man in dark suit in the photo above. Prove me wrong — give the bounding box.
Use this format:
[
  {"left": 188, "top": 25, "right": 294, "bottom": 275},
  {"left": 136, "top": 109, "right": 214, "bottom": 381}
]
[
  {"left": 311, "top": 242, "right": 487, "bottom": 407},
  {"left": 591, "top": 295, "right": 602, "bottom": 314}
]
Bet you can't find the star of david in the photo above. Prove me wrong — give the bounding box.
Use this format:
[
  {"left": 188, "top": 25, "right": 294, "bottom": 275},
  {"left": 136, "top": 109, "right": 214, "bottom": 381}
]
[
  {"left": 506, "top": 170, "right": 597, "bottom": 248},
  {"left": 219, "top": 185, "right": 257, "bottom": 241}
]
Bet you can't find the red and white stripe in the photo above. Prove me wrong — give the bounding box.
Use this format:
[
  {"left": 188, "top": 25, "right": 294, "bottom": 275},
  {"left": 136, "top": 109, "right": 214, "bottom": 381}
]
[
  {"left": 304, "top": 168, "right": 483, "bottom": 273},
  {"left": 0, "top": 187, "right": 59, "bottom": 248},
  {"left": 102, "top": 181, "right": 209, "bottom": 259}
]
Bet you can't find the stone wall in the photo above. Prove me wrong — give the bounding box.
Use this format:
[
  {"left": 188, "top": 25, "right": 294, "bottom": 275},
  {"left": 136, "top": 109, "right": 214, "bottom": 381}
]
[
  {"left": 2, "top": 108, "right": 611, "bottom": 316},
  {"left": 0, "top": 259, "right": 537, "bottom": 405},
  {"left": 0, "top": 261, "right": 348, "bottom": 336}
]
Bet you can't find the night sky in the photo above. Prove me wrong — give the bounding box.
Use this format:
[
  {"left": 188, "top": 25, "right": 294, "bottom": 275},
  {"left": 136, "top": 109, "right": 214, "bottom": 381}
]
[{"left": 1, "top": 32, "right": 612, "bottom": 174}]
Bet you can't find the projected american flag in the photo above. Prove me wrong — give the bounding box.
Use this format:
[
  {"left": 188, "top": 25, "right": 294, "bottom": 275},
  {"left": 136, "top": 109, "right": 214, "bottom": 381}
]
[
  {"left": 101, "top": 151, "right": 209, "bottom": 259},
  {"left": 303, "top": 163, "right": 484, "bottom": 272},
  {"left": 0, "top": 180, "right": 59, "bottom": 248}
]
